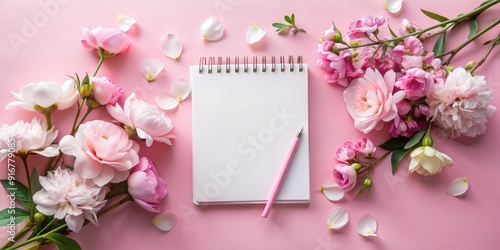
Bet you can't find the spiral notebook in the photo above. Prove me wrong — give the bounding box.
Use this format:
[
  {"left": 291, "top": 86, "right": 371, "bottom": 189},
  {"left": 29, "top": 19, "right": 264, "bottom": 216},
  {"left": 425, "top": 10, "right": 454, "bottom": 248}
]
[{"left": 191, "top": 56, "right": 310, "bottom": 205}]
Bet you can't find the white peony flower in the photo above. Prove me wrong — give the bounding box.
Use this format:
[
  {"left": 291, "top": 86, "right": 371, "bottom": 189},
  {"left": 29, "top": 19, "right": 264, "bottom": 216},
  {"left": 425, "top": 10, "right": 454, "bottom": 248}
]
[
  {"left": 427, "top": 67, "right": 496, "bottom": 138},
  {"left": 6, "top": 80, "right": 78, "bottom": 113},
  {"left": 409, "top": 146, "right": 454, "bottom": 176},
  {"left": 107, "top": 93, "right": 174, "bottom": 147},
  {"left": 0, "top": 118, "right": 59, "bottom": 160},
  {"left": 201, "top": 17, "right": 224, "bottom": 41},
  {"left": 33, "top": 168, "right": 108, "bottom": 233}
]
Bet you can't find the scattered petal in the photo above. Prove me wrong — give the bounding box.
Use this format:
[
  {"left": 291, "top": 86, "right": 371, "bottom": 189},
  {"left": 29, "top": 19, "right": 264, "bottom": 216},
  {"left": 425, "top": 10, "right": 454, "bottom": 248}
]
[
  {"left": 384, "top": 0, "right": 403, "bottom": 14},
  {"left": 327, "top": 207, "right": 349, "bottom": 230},
  {"left": 152, "top": 211, "right": 177, "bottom": 232},
  {"left": 161, "top": 34, "right": 183, "bottom": 60},
  {"left": 171, "top": 78, "right": 191, "bottom": 101},
  {"left": 117, "top": 15, "right": 137, "bottom": 32},
  {"left": 321, "top": 183, "right": 344, "bottom": 201},
  {"left": 201, "top": 17, "right": 224, "bottom": 41},
  {"left": 155, "top": 93, "right": 179, "bottom": 110},
  {"left": 446, "top": 177, "right": 469, "bottom": 196},
  {"left": 246, "top": 23, "right": 266, "bottom": 44},
  {"left": 357, "top": 214, "right": 378, "bottom": 237},
  {"left": 140, "top": 59, "right": 164, "bottom": 82}
]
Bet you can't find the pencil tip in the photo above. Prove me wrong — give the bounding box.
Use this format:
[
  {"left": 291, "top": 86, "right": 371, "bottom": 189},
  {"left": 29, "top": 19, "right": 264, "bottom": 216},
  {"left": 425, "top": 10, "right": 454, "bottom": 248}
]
[{"left": 297, "top": 127, "right": 304, "bottom": 138}]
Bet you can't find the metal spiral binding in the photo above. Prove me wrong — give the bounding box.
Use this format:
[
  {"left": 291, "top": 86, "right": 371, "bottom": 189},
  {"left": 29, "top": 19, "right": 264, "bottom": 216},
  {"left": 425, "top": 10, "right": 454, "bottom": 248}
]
[{"left": 198, "top": 56, "right": 304, "bottom": 74}]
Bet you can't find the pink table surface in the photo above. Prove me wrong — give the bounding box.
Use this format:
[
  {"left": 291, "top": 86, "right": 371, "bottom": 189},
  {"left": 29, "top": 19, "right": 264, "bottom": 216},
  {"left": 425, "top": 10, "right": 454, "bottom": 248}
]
[{"left": 1, "top": 0, "right": 500, "bottom": 249}]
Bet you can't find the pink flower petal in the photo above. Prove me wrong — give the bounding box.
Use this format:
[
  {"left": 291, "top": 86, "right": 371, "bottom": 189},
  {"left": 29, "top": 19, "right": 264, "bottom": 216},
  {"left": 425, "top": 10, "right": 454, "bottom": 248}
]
[{"left": 152, "top": 211, "right": 177, "bottom": 231}]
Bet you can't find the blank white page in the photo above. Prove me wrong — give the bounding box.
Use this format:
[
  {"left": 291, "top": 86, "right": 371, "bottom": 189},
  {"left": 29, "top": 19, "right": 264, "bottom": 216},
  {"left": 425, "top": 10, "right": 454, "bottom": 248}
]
[{"left": 191, "top": 62, "right": 309, "bottom": 205}]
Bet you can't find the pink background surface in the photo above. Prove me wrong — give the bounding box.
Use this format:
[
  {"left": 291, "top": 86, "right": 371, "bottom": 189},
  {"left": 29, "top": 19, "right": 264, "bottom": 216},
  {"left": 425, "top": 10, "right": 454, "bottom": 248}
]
[{"left": 1, "top": 0, "right": 500, "bottom": 249}]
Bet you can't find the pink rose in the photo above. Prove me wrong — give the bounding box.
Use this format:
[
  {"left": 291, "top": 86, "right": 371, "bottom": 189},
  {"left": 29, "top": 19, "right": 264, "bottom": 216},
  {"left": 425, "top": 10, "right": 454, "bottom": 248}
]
[
  {"left": 90, "top": 77, "right": 123, "bottom": 106},
  {"left": 128, "top": 157, "right": 167, "bottom": 213},
  {"left": 353, "top": 138, "right": 375, "bottom": 157},
  {"left": 336, "top": 141, "right": 356, "bottom": 163},
  {"left": 107, "top": 93, "right": 174, "bottom": 147},
  {"left": 347, "top": 15, "right": 388, "bottom": 39},
  {"left": 395, "top": 68, "right": 434, "bottom": 100},
  {"left": 80, "top": 26, "right": 130, "bottom": 58},
  {"left": 333, "top": 164, "right": 357, "bottom": 191},
  {"left": 59, "top": 120, "right": 140, "bottom": 186},
  {"left": 343, "top": 69, "right": 406, "bottom": 133}
]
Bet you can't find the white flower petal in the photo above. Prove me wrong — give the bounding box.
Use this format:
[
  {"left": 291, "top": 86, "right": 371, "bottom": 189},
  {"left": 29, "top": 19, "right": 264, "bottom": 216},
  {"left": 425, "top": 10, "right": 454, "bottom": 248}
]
[
  {"left": 321, "top": 183, "right": 344, "bottom": 201},
  {"left": 446, "top": 177, "right": 469, "bottom": 196},
  {"left": 327, "top": 207, "right": 349, "bottom": 230},
  {"left": 161, "top": 34, "right": 183, "bottom": 60},
  {"left": 152, "top": 211, "right": 177, "bottom": 231},
  {"left": 357, "top": 214, "right": 378, "bottom": 237},
  {"left": 171, "top": 78, "right": 191, "bottom": 101},
  {"left": 140, "top": 59, "right": 164, "bottom": 82},
  {"left": 384, "top": 0, "right": 403, "bottom": 14},
  {"left": 155, "top": 92, "right": 179, "bottom": 110},
  {"left": 117, "top": 15, "right": 137, "bottom": 32},
  {"left": 201, "top": 17, "right": 224, "bottom": 41},
  {"left": 246, "top": 23, "right": 266, "bottom": 44}
]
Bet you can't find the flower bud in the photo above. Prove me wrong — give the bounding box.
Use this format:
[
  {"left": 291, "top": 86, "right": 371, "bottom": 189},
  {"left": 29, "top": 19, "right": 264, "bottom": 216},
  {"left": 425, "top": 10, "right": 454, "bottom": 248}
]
[
  {"left": 465, "top": 61, "right": 476, "bottom": 71},
  {"left": 333, "top": 32, "right": 342, "bottom": 43},
  {"left": 79, "top": 84, "right": 92, "bottom": 98},
  {"left": 363, "top": 177, "right": 373, "bottom": 189},
  {"left": 34, "top": 212, "right": 45, "bottom": 225},
  {"left": 351, "top": 163, "right": 363, "bottom": 172},
  {"left": 422, "top": 134, "right": 433, "bottom": 147},
  {"left": 86, "top": 98, "right": 101, "bottom": 109}
]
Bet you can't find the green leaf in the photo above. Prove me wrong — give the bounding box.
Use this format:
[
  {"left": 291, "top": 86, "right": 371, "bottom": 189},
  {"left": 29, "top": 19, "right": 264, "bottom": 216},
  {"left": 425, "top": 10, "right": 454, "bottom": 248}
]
[
  {"left": 31, "top": 168, "right": 43, "bottom": 195},
  {"left": 483, "top": 39, "right": 500, "bottom": 46},
  {"left": 468, "top": 18, "right": 479, "bottom": 39},
  {"left": 388, "top": 24, "right": 397, "bottom": 38},
  {"left": 421, "top": 9, "right": 449, "bottom": 23},
  {"left": 433, "top": 33, "right": 446, "bottom": 56},
  {"left": 404, "top": 130, "right": 426, "bottom": 149},
  {"left": 0, "top": 180, "right": 30, "bottom": 209},
  {"left": 379, "top": 137, "right": 410, "bottom": 151},
  {"left": 0, "top": 208, "right": 30, "bottom": 226},
  {"left": 391, "top": 148, "right": 410, "bottom": 175},
  {"left": 46, "top": 233, "right": 81, "bottom": 250},
  {"left": 284, "top": 15, "right": 292, "bottom": 25},
  {"left": 291, "top": 13, "right": 296, "bottom": 25},
  {"left": 272, "top": 23, "right": 290, "bottom": 32}
]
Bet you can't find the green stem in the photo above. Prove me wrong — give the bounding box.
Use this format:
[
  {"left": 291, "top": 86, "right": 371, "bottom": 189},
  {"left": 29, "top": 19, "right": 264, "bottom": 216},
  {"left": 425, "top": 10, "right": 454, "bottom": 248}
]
[
  {"left": 84, "top": 195, "right": 132, "bottom": 227},
  {"left": 70, "top": 98, "right": 85, "bottom": 136},
  {"left": 76, "top": 107, "right": 93, "bottom": 128},
  {"left": 471, "top": 31, "right": 500, "bottom": 73},
  {"left": 43, "top": 112, "right": 52, "bottom": 131},
  {"left": 440, "top": 18, "right": 500, "bottom": 65},
  {"left": 0, "top": 223, "right": 32, "bottom": 249},
  {"left": 20, "top": 156, "right": 34, "bottom": 220},
  {"left": 358, "top": 151, "right": 391, "bottom": 175},
  {"left": 35, "top": 218, "right": 57, "bottom": 237},
  {"left": 93, "top": 56, "right": 104, "bottom": 77},
  {"left": 3, "top": 224, "right": 67, "bottom": 250}
]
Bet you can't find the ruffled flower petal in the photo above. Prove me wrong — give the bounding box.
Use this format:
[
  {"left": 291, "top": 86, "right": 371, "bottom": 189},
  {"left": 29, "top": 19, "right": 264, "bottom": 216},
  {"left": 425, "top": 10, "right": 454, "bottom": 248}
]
[
  {"left": 140, "top": 59, "right": 164, "bottom": 82},
  {"left": 327, "top": 207, "right": 349, "bottom": 230},
  {"left": 171, "top": 78, "right": 191, "bottom": 101},
  {"left": 357, "top": 214, "right": 378, "bottom": 237},
  {"left": 384, "top": 0, "right": 403, "bottom": 14},
  {"left": 117, "top": 15, "right": 137, "bottom": 32},
  {"left": 246, "top": 23, "right": 266, "bottom": 44},
  {"left": 161, "top": 34, "right": 182, "bottom": 60},
  {"left": 155, "top": 93, "right": 179, "bottom": 110},
  {"left": 446, "top": 177, "right": 469, "bottom": 196},
  {"left": 152, "top": 211, "right": 177, "bottom": 231},
  {"left": 321, "top": 183, "right": 344, "bottom": 201},
  {"left": 201, "top": 17, "right": 224, "bottom": 41}
]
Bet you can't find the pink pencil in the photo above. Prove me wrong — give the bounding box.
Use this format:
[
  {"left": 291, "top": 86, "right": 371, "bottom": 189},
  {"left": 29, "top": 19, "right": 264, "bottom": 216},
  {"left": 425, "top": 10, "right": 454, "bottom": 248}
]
[{"left": 262, "top": 127, "right": 303, "bottom": 218}]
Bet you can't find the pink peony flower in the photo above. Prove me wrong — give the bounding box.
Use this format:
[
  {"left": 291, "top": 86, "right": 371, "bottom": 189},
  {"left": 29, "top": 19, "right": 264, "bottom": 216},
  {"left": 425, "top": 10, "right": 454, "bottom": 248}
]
[
  {"left": 426, "top": 67, "right": 496, "bottom": 138},
  {"left": 395, "top": 68, "right": 434, "bottom": 100},
  {"left": 90, "top": 77, "right": 123, "bottom": 106},
  {"left": 347, "top": 15, "right": 388, "bottom": 39},
  {"left": 392, "top": 36, "right": 424, "bottom": 64},
  {"left": 333, "top": 164, "right": 357, "bottom": 191},
  {"left": 33, "top": 168, "right": 107, "bottom": 232},
  {"left": 353, "top": 138, "right": 376, "bottom": 157},
  {"left": 107, "top": 93, "right": 174, "bottom": 147},
  {"left": 80, "top": 26, "right": 130, "bottom": 58},
  {"left": 128, "top": 157, "right": 167, "bottom": 213},
  {"left": 357, "top": 46, "right": 395, "bottom": 74},
  {"left": 59, "top": 120, "right": 140, "bottom": 186},
  {"left": 0, "top": 118, "right": 59, "bottom": 160},
  {"left": 343, "top": 69, "right": 406, "bottom": 133},
  {"left": 336, "top": 141, "right": 356, "bottom": 163},
  {"left": 6, "top": 80, "right": 78, "bottom": 113},
  {"left": 401, "top": 55, "right": 423, "bottom": 70},
  {"left": 388, "top": 115, "right": 420, "bottom": 138}
]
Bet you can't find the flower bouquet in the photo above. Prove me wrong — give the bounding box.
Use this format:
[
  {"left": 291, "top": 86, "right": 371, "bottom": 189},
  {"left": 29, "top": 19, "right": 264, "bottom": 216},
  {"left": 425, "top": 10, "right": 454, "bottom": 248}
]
[
  {"left": 0, "top": 26, "right": 176, "bottom": 250},
  {"left": 318, "top": 0, "right": 498, "bottom": 201}
]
